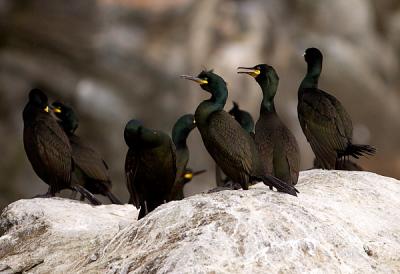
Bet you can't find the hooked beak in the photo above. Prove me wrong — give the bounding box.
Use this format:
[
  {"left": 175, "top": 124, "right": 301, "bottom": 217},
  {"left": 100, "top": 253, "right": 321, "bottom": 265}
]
[
  {"left": 237, "top": 67, "right": 260, "bottom": 78},
  {"left": 180, "top": 75, "right": 208, "bottom": 85}
]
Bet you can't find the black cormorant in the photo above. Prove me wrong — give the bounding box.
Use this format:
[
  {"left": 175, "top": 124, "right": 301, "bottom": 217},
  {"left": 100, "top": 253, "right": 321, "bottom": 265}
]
[
  {"left": 181, "top": 70, "right": 298, "bottom": 196},
  {"left": 238, "top": 64, "right": 300, "bottom": 185},
  {"left": 298, "top": 47, "right": 375, "bottom": 169}
]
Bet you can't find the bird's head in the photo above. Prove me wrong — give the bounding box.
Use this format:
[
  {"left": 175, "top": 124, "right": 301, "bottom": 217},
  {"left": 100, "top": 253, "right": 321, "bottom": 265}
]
[
  {"left": 29, "top": 89, "right": 49, "bottom": 112},
  {"left": 237, "top": 64, "right": 279, "bottom": 96},
  {"left": 124, "top": 119, "right": 143, "bottom": 146},
  {"left": 180, "top": 70, "right": 226, "bottom": 95},
  {"left": 182, "top": 168, "right": 194, "bottom": 184},
  {"left": 303, "top": 47, "right": 323, "bottom": 65},
  {"left": 237, "top": 64, "right": 278, "bottom": 82},
  {"left": 51, "top": 101, "right": 79, "bottom": 133}
]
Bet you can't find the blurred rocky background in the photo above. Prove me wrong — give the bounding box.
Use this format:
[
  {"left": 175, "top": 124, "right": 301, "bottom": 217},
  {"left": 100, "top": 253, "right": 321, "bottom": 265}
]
[{"left": 0, "top": 0, "right": 399, "bottom": 208}]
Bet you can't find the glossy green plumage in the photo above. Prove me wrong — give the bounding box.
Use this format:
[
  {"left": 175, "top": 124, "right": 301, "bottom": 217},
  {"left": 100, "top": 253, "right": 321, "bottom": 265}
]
[
  {"left": 52, "top": 102, "right": 121, "bottom": 204},
  {"left": 124, "top": 120, "right": 176, "bottom": 219},
  {"left": 241, "top": 64, "right": 300, "bottom": 185},
  {"left": 188, "top": 70, "right": 298, "bottom": 195},
  {"left": 170, "top": 114, "right": 196, "bottom": 200},
  {"left": 298, "top": 48, "right": 375, "bottom": 169}
]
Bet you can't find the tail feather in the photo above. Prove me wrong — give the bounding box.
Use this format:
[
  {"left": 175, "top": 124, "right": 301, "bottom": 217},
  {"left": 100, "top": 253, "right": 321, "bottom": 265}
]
[
  {"left": 253, "top": 175, "right": 299, "bottom": 196},
  {"left": 340, "top": 144, "right": 376, "bottom": 159},
  {"left": 106, "top": 190, "right": 123, "bottom": 204}
]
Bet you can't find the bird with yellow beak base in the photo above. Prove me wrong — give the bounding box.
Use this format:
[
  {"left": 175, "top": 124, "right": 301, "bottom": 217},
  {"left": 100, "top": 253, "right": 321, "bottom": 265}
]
[{"left": 181, "top": 70, "right": 298, "bottom": 196}]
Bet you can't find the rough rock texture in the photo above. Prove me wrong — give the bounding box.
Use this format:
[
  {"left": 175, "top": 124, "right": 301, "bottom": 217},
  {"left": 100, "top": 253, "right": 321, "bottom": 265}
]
[{"left": 0, "top": 170, "right": 399, "bottom": 273}]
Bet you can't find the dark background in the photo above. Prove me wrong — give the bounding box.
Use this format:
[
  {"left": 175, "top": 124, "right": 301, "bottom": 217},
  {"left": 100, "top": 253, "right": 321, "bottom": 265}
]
[{"left": 1, "top": 0, "right": 400, "bottom": 208}]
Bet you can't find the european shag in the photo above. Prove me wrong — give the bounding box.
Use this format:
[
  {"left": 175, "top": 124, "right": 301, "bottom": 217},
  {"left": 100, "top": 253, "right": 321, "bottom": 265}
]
[
  {"left": 298, "top": 47, "right": 375, "bottom": 169},
  {"left": 52, "top": 101, "right": 122, "bottom": 204},
  {"left": 170, "top": 114, "right": 197, "bottom": 200},
  {"left": 238, "top": 64, "right": 300, "bottom": 185},
  {"left": 124, "top": 120, "right": 176, "bottom": 219},
  {"left": 214, "top": 101, "right": 255, "bottom": 187},
  {"left": 23, "top": 89, "right": 100, "bottom": 204},
  {"left": 181, "top": 70, "right": 298, "bottom": 196}
]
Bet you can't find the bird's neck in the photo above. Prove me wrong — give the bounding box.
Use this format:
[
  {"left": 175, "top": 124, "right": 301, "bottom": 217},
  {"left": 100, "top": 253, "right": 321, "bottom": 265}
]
[
  {"left": 140, "top": 128, "right": 166, "bottom": 148},
  {"left": 172, "top": 131, "right": 189, "bottom": 150},
  {"left": 300, "top": 62, "right": 321, "bottom": 90},
  {"left": 195, "top": 85, "right": 227, "bottom": 125},
  {"left": 258, "top": 78, "right": 276, "bottom": 113}
]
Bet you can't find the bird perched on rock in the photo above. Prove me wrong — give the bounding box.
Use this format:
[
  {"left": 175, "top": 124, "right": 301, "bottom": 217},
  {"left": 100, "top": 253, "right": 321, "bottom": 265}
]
[
  {"left": 51, "top": 101, "right": 121, "bottom": 204},
  {"left": 170, "top": 114, "right": 204, "bottom": 200},
  {"left": 124, "top": 120, "right": 176, "bottom": 219},
  {"left": 23, "top": 89, "right": 100, "bottom": 204},
  {"left": 181, "top": 70, "right": 298, "bottom": 196},
  {"left": 298, "top": 47, "right": 375, "bottom": 169},
  {"left": 238, "top": 64, "right": 300, "bottom": 185},
  {"left": 214, "top": 102, "right": 255, "bottom": 187}
]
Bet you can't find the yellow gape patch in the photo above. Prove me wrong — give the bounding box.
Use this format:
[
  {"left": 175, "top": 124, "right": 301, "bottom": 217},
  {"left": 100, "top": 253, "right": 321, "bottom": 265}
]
[
  {"left": 44, "top": 106, "right": 49, "bottom": 113},
  {"left": 184, "top": 173, "right": 193, "bottom": 180}
]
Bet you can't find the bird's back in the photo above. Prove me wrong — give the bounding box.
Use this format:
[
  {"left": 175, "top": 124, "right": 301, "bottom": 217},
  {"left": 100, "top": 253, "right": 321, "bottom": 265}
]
[
  {"left": 69, "top": 134, "right": 111, "bottom": 190},
  {"left": 255, "top": 112, "right": 300, "bottom": 184},
  {"left": 125, "top": 139, "right": 176, "bottom": 207},
  {"left": 197, "top": 110, "right": 258, "bottom": 187},
  {"left": 298, "top": 88, "right": 352, "bottom": 169},
  {"left": 23, "top": 109, "right": 72, "bottom": 192}
]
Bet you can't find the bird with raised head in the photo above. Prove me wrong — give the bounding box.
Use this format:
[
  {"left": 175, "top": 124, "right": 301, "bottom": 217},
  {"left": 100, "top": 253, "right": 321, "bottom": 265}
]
[
  {"left": 170, "top": 114, "right": 204, "bottom": 200},
  {"left": 51, "top": 101, "right": 121, "bottom": 204},
  {"left": 238, "top": 64, "right": 300, "bottom": 185},
  {"left": 298, "top": 47, "right": 375, "bottom": 169},
  {"left": 124, "top": 120, "right": 176, "bottom": 219},
  {"left": 181, "top": 70, "right": 298, "bottom": 196},
  {"left": 23, "top": 89, "right": 100, "bottom": 204}
]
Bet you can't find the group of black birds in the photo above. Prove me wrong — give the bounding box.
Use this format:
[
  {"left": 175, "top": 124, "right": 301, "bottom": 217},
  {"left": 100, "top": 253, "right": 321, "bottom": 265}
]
[{"left": 23, "top": 47, "right": 375, "bottom": 219}]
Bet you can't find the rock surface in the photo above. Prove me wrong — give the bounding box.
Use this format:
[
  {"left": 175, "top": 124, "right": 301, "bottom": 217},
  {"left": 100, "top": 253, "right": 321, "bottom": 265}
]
[{"left": 0, "top": 170, "right": 399, "bottom": 273}]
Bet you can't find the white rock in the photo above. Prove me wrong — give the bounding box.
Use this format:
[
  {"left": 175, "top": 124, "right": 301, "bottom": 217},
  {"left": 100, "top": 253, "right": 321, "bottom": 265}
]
[{"left": 0, "top": 170, "right": 399, "bottom": 273}]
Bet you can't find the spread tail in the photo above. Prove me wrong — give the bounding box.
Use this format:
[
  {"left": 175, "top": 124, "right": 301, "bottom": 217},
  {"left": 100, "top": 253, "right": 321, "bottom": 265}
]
[
  {"left": 340, "top": 144, "right": 376, "bottom": 159},
  {"left": 253, "top": 175, "right": 299, "bottom": 196}
]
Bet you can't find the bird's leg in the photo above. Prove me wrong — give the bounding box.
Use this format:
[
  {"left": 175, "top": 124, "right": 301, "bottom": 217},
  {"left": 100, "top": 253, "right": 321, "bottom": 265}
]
[
  {"left": 71, "top": 185, "right": 102, "bottom": 205},
  {"left": 33, "top": 186, "right": 56, "bottom": 198},
  {"left": 215, "top": 165, "right": 224, "bottom": 187}
]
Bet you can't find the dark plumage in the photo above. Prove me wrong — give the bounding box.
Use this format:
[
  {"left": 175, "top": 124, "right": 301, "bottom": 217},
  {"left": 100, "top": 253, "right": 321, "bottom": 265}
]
[
  {"left": 214, "top": 102, "right": 255, "bottom": 187},
  {"left": 228, "top": 102, "right": 254, "bottom": 134},
  {"left": 23, "top": 89, "right": 100, "bottom": 204},
  {"left": 313, "top": 158, "right": 363, "bottom": 171},
  {"left": 23, "top": 89, "right": 72, "bottom": 196},
  {"left": 170, "top": 114, "right": 197, "bottom": 200},
  {"left": 124, "top": 120, "right": 176, "bottom": 219},
  {"left": 298, "top": 47, "right": 375, "bottom": 169},
  {"left": 181, "top": 71, "right": 298, "bottom": 196},
  {"left": 238, "top": 64, "right": 300, "bottom": 185},
  {"left": 52, "top": 102, "right": 121, "bottom": 204}
]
